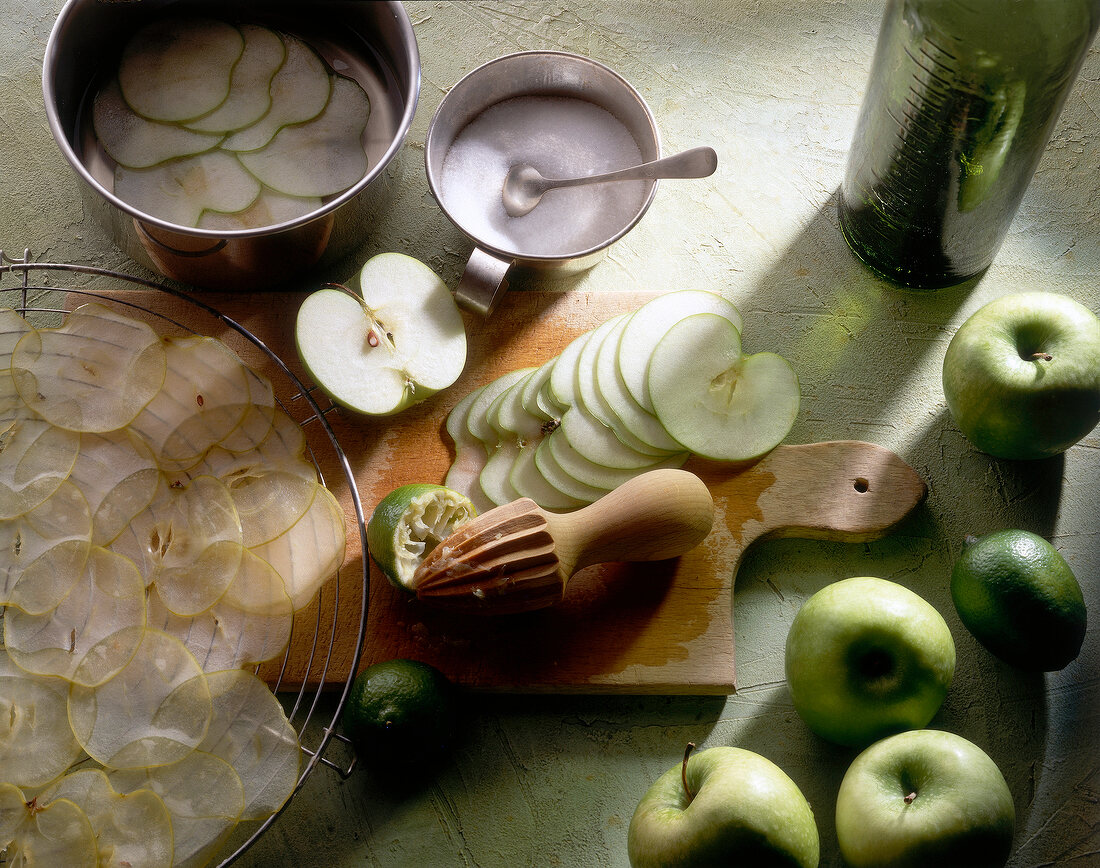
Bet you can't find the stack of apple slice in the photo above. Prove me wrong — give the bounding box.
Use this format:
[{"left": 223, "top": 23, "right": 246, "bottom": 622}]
[
  {"left": 0, "top": 302, "right": 346, "bottom": 866},
  {"left": 93, "top": 16, "right": 370, "bottom": 229},
  {"left": 445, "top": 289, "right": 800, "bottom": 512}
]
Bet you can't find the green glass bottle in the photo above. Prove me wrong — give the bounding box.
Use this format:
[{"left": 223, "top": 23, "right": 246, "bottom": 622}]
[{"left": 839, "top": 0, "right": 1100, "bottom": 289}]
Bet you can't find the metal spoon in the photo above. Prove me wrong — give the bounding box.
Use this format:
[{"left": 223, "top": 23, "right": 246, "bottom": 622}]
[{"left": 501, "top": 145, "right": 718, "bottom": 218}]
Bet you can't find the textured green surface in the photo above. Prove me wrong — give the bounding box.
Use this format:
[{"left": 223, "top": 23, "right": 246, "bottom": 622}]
[{"left": 3, "top": 2, "right": 1097, "bottom": 866}]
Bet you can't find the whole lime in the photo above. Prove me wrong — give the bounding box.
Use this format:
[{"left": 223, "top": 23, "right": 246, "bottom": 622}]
[
  {"left": 951, "top": 529, "right": 1086, "bottom": 671},
  {"left": 343, "top": 658, "right": 460, "bottom": 772}
]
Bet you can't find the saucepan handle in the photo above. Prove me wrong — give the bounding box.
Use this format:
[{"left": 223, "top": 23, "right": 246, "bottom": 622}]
[{"left": 454, "top": 246, "right": 512, "bottom": 316}]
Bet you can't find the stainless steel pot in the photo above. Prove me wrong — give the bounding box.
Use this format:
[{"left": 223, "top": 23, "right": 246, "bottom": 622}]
[
  {"left": 425, "top": 51, "right": 661, "bottom": 316},
  {"left": 43, "top": 0, "right": 420, "bottom": 291}
]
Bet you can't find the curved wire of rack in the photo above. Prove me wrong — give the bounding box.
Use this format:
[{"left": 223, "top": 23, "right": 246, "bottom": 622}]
[{"left": 0, "top": 249, "right": 370, "bottom": 866}]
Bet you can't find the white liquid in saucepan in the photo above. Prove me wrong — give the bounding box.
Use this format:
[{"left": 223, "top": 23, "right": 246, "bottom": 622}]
[{"left": 438, "top": 95, "right": 650, "bottom": 257}]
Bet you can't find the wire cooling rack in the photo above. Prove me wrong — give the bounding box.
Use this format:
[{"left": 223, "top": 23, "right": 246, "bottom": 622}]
[{"left": 0, "top": 249, "right": 370, "bottom": 866}]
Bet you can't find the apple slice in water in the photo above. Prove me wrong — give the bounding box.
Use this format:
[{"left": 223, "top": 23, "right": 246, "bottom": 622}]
[
  {"left": 117, "top": 17, "right": 243, "bottom": 123},
  {"left": 238, "top": 74, "right": 371, "bottom": 198},
  {"left": 648, "top": 312, "right": 799, "bottom": 462},
  {"left": 296, "top": 253, "right": 466, "bottom": 416}
]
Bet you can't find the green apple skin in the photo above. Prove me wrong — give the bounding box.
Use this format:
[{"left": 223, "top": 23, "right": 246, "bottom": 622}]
[
  {"left": 942, "top": 291, "right": 1100, "bottom": 460},
  {"left": 627, "top": 746, "right": 819, "bottom": 868},
  {"left": 784, "top": 577, "right": 955, "bottom": 749},
  {"left": 836, "top": 729, "right": 1015, "bottom": 868}
]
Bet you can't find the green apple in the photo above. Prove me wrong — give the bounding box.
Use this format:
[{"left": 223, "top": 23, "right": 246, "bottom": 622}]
[
  {"left": 627, "top": 744, "right": 819, "bottom": 868},
  {"left": 942, "top": 291, "right": 1100, "bottom": 459},
  {"left": 295, "top": 252, "right": 467, "bottom": 415},
  {"left": 835, "top": 729, "right": 1015, "bottom": 868},
  {"left": 784, "top": 577, "right": 955, "bottom": 748}
]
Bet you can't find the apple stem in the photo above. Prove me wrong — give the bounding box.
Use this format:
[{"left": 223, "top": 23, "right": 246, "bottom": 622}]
[
  {"left": 681, "top": 742, "right": 696, "bottom": 803},
  {"left": 1030, "top": 351, "right": 1053, "bottom": 362},
  {"left": 904, "top": 791, "right": 917, "bottom": 804}
]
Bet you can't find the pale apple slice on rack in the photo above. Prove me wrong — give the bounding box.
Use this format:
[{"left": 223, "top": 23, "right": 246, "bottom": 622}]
[
  {"left": 184, "top": 23, "right": 287, "bottom": 134},
  {"left": 70, "top": 429, "right": 160, "bottom": 546},
  {"left": 221, "top": 34, "right": 332, "bottom": 152},
  {"left": 110, "top": 750, "right": 245, "bottom": 868},
  {"left": 217, "top": 364, "right": 279, "bottom": 455},
  {"left": 617, "top": 289, "right": 743, "bottom": 412},
  {"left": 248, "top": 481, "right": 346, "bottom": 610},
  {"left": 189, "top": 407, "right": 315, "bottom": 484},
  {"left": 237, "top": 74, "right": 370, "bottom": 198},
  {"left": 68, "top": 628, "right": 213, "bottom": 769},
  {"left": 4, "top": 546, "right": 146, "bottom": 686},
  {"left": 38, "top": 769, "right": 174, "bottom": 868},
  {"left": 114, "top": 149, "right": 262, "bottom": 228},
  {"left": 0, "top": 479, "right": 91, "bottom": 615},
  {"left": 0, "top": 782, "right": 98, "bottom": 868},
  {"left": 118, "top": 17, "right": 244, "bottom": 123},
  {"left": 146, "top": 549, "right": 293, "bottom": 671},
  {"left": 110, "top": 474, "right": 243, "bottom": 616},
  {"left": 0, "top": 408, "right": 80, "bottom": 520},
  {"left": 11, "top": 302, "right": 167, "bottom": 433},
  {"left": 93, "top": 76, "right": 224, "bottom": 169},
  {"left": 224, "top": 467, "right": 317, "bottom": 547},
  {"left": 0, "top": 648, "right": 86, "bottom": 789},
  {"left": 648, "top": 312, "right": 800, "bottom": 462},
  {"left": 197, "top": 670, "right": 301, "bottom": 820},
  {"left": 128, "top": 335, "right": 254, "bottom": 470}
]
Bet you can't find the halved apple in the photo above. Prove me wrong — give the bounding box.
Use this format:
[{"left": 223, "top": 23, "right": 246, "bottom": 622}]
[
  {"left": 648, "top": 312, "right": 799, "bottom": 462},
  {"left": 295, "top": 253, "right": 466, "bottom": 416}
]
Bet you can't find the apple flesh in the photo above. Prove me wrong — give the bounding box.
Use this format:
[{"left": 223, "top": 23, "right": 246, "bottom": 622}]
[
  {"left": 627, "top": 744, "right": 819, "bottom": 868},
  {"left": 784, "top": 576, "right": 955, "bottom": 749},
  {"left": 835, "top": 729, "right": 1015, "bottom": 868},
  {"left": 295, "top": 253, "right": 466, "bottom": 415},
  {"left": 942, "top": 291, "right": 1100, "bottom": 459}
]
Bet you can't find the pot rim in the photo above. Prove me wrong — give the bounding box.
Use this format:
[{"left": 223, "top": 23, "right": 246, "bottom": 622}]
[{"left": 42, "top": 0, "right": 421, "bottom": 240}]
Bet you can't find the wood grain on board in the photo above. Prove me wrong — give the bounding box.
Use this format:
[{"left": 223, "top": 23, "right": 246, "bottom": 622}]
[{"left": 66, "top": 288, "right": 925, "bottom": 694}]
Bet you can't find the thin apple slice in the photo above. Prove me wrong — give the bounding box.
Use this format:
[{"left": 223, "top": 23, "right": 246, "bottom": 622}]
[
  {"left": 93, "top": 76, "right": 224, "bottom": 169},
  {"left": 197, "top": 187, "right": 322, "bottom": 230},
  {"left": 221, "top": 34, "right": 332, "bottom": 152},
  {"left": 466, "top": 368, "right": 532, "bottom": 446},
  {"left": 509, "top": 443, "right": 587, "bottom": 512},
  {"left": 118, "top": 17, "right": 244, "bottom": 123},
  {"left": 546, "top": 424, "right": 687, "bottom": 491},
  {"left": 547, "top": 329, "right": 592, "bottom": 409},
  {"left": 443, "top": 385, "right": 494, "bottom": 513},
  {"left": 68, "top": 628, "right": 213, "bottom": 769},
  {"left": 618, "top": 289, "right": 744, "bottom": 412},
  {"left": 184, "top": 24, "right": 287, "bottom": 133},
  {"left": 520, "top": 359, "right": 559, "bottom": 423},
  {"left": 109, "top": 750, "right": 245, "bottom": 868},
  {"left": 114, "top": 149, "right": 262, "bottom": 228},
  {"left": 0, "top": 783, "right": 98, "bottom": 868},
  {"left": 38, "top": 769, "right": 174, "bottom": 868},
  {"left": 70, "top": 429, "right": 160, "bottom": 546},
  {"left": 248, "top": 481, "right": 345, "bottom": 610},
  {"left": 648, "top": 312, "right": 799, "bottom": 462},
  {"left": 224, "top": 468, "right": 316, "bottom": 548},
  {"left": 0, "top": 479, "right": 91, "bottom": 615},
  {"left": 11, "top": 302, "right": 167, "bottom": 433},
  {"left": 197, "top": 670, "right": 301, "bottom": 820},
  {"left": 594, "top": 312, "right": 686, "bottom": 454},
  {"left": 4, "top": 546, "right": 146, "bottom": 686},
  {"left": 146, "top": 550, "right": 294, "bottom": 671},
  {"left": 0, "top": 411, "right": 80, "bottom": 520},
  {"left": 532, "top": 438, "right": 608, "bottom": 504},
  {"left": 0, "top": 648, "right": 86, "bottom": 789},
  {"left": 478, "top": 439, "right": 523, "bottom": 507},
  {"left": 128, "top": 335, "right": 254, "bottom": 470},
  {"left": 295, "top": 254, "right": 467, "bottom": 416},
  {"left": 557, "top": 403, "right": 667, "bottom": 471},
  {"left": 238, "top": 74, "right": 371, "bottom": 198}
]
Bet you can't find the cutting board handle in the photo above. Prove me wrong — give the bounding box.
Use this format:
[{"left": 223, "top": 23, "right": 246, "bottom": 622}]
[{"left": 709, "top": 440, "right": 927, "bottom": 548}]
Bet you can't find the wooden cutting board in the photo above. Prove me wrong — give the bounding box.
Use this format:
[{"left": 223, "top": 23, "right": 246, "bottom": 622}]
[{"left": 66, "top": 287, "right": 925, "bottom": 694}]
